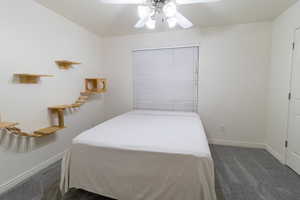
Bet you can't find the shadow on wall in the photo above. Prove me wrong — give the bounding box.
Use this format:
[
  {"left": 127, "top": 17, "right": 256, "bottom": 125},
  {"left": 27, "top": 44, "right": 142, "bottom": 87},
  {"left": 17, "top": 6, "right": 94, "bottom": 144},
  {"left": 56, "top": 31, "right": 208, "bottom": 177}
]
[{"left": 0, "top": 129, "right": 56, "bottom": 153}]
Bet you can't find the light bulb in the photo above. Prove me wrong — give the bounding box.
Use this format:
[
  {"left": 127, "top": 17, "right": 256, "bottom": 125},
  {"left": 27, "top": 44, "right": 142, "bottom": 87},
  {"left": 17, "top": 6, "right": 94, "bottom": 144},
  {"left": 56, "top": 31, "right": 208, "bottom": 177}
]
[
  {"left": 167, "top": 17, "right": 177, "bottom": 28},
  {"left": 163, "top": 2, "right": 177, "bottom": 18},
  {"left": 146, "top": 18, "right": 156, "bottom": 29},
  {"left": 138, "top": 6, "right": 149, "bottom": 19},
  {"left": 138, "top": 6, "right": 154, "bottom": 19}
]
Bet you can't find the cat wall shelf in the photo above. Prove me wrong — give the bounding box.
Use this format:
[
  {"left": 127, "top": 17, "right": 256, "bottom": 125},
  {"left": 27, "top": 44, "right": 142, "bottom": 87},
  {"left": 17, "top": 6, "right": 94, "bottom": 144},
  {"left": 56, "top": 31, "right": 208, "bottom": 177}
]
[
  {"left": 1, "top": 78, "right": 107, "bottom": 137},
  {"left": 55, "top": 60, "right": 81, "bottom": 70},
  {"left": 14, "top": 74, "right": 54, "bottom": 84}
]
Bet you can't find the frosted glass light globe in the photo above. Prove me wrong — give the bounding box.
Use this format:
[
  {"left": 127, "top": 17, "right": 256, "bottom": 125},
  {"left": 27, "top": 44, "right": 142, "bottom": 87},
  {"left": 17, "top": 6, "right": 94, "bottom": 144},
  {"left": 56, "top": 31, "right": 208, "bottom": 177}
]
[
  {"left": 167, "top": 17, "right": 177, "bottom": 28},
  {"left": 146, "top": 18, "right": 156, "bottom": 29},
  {"left": 138, "top": 6, "right": 153, "bottom": 19},
  {"left": 163, "top": 2, "right": 177, "bottom": 18}
]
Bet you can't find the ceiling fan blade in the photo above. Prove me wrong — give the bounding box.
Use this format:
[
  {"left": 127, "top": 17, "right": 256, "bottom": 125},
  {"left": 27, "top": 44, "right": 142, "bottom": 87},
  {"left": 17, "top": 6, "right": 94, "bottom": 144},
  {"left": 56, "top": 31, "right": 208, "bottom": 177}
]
[
  {"left": 134, "top": 17, "right": 148, "bottom": 28},
  {"left": 175, "top": 12, "right": 193, "bottom": 29},
  {"left": 176, "top": 0, "right": 221, "bottom": 4},
  {"left": 100, "top": 0, "right": 146, "bottom": 4}
]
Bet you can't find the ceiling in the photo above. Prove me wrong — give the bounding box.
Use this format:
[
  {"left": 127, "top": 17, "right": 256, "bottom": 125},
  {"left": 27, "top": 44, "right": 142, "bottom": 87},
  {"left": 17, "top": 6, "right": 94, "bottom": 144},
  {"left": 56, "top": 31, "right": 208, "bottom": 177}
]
[{"left": 35, "top": 0, "right": 298, "bottom": 37}]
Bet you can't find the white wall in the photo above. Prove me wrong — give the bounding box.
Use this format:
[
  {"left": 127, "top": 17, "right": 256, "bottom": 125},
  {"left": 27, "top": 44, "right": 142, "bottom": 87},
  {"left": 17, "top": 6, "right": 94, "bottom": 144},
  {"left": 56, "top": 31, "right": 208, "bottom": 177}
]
[
  {"left": 102, "top": 22, "right": 271, "bottom": 147},
  {"left": 0, "top": 0, "right": 104, "bottom": 192},
  {"left": 266, "top": 0, "right": 300, "bottom": 163},
  {"left": 0, "top": 0, "right": 285, "bottom": 193}
]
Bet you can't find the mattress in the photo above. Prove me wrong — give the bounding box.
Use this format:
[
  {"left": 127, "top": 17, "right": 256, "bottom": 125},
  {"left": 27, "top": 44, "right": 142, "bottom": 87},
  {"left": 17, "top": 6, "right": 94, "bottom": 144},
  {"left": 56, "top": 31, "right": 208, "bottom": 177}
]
[{"left": 61, "top": 110, "right": 216, "bottom": 200}]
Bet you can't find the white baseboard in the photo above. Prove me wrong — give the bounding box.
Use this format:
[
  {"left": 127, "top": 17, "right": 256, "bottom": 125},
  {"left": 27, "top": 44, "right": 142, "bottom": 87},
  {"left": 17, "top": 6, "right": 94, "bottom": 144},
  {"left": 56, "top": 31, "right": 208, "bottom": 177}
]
[
  {"left": 0, "top": 151, "right": 65, "bottom": 195},
  {"left": 209, "top": 138, "right": 266, "bottom": 149},
  {"left": 265, "top": 144, "right": 285, "bottom": 164},
  {"left": 209, "top": 138, "right": 286, "bottom": 164}
]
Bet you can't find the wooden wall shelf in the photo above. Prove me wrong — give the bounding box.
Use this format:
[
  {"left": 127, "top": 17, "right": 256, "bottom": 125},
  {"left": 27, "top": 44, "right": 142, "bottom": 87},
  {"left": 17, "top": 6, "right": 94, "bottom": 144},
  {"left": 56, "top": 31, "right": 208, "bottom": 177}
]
[
  {"left": 85, "top": 78, "right": 107, "bottom": 93},
  {"left": 71, "top": 104, "right": 81, "bottom": 108},
  {"left": 2, "top": 77, "right": 107, "bottom": 138},
  {"left": 49, "top": 105, "right": 72, "bottom": 110},
  {"left": 81, "top": 91, "right": 94, "bottom": 96},
  {"left": 2, "top": 124, "right": 62, "bottom": 137},
  {"left": 15, "top": 74, "right": 54, "bottom": 84},
  {"left": 34, "top": 126, "right": 65, "bottom": 135},
  {"left": 5, "top": 127, "right": 43, "bottom": 137},
  {"left": 0, "top": 122, "right": 19, "bottom": 129},
  {"left": 56, "top": 60, "right": 81, "bottom": 70}
]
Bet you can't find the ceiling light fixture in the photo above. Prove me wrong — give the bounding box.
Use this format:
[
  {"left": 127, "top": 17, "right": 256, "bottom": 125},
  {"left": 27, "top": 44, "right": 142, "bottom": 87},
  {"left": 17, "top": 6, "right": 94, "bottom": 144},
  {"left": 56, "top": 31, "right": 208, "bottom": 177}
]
[
  {"left": 163, "top": 2, "right": 177, "bottom": 18},
  {"left": 167, "top": 17, "right": 177, "bottom": 28},
  {"left": 138, "top": 5, "right": 153, "bottom": 19},
  {"left": 146, "top": 18, "right": 156, "bottom": 29},
  {"left": 100, "top": 0, "right": 222, "bottom": 30}
]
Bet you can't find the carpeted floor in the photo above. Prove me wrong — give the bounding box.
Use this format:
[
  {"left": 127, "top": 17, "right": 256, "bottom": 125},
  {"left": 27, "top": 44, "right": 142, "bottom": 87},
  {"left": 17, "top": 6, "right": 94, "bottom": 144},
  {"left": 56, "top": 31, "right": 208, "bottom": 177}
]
[
  {"left": 1, "top": 145, "right": 300, "bottom": 200},
  {"left": 212, "top": 145, "right": 300, "bottom": 200},
  {"left": 63, "top": 145, "right": 300, "bottom": 200}
]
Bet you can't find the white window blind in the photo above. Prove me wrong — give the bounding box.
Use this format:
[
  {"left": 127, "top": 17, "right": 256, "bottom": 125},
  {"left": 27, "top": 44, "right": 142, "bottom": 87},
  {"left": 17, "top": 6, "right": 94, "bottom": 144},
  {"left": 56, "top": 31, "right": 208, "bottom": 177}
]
[{"left": 133, "top": 46, "right": 199, "bottom": 112}]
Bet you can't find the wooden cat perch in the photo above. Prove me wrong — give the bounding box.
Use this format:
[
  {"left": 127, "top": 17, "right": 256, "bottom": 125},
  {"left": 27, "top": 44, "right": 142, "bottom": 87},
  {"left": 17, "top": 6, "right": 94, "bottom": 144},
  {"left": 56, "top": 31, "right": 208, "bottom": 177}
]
[
  {"left": 14, "top": 74, "right": 54, "bottom": 84},
  {"left": 55, "top": 60, "right": 81, "bottom": 70},
  {"left": 0, "top": 78, "right": 107, "bottom": 137}
]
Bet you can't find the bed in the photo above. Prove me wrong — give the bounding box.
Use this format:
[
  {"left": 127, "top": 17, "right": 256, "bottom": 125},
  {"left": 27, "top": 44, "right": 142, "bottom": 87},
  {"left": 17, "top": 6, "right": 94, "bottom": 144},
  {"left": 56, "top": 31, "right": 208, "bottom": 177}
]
[{"left": 61, "top": 110, "right": 216, "bottom": 200}]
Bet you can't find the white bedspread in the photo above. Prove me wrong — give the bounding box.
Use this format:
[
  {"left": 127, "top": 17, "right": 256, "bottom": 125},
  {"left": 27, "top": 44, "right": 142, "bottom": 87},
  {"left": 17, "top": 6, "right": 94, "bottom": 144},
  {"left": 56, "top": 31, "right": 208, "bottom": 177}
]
[{"left": 61, "top": 110, "right": 216, "bottom": 200}]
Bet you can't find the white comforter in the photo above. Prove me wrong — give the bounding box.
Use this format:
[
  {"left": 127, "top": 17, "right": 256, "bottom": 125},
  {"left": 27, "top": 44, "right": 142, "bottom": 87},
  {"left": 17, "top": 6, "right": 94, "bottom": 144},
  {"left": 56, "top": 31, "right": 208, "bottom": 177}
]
[{"left": 61, "top": 110, "right": 216, "bottom": 200}]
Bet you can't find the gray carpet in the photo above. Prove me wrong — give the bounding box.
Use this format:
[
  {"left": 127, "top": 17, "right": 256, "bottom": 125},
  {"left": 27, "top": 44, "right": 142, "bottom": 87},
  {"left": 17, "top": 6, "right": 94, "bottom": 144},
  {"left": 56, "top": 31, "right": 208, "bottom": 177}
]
[
  {"left": 212, "top": 145, "right": 300, "bottom": 200},
  {"left": 0, "top": 161, "right": 62, "bottom": 200},
  {"left": 1, "top": 145, "right": 300, "bottom": 200},
  {"left": 63, "top": 145, "right": 300, "bottom": 200}
]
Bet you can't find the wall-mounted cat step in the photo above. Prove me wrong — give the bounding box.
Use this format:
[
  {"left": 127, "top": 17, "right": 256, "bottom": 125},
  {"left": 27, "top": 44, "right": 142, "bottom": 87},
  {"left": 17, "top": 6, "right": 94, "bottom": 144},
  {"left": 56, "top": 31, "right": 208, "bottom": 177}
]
[
  {"left": 71, "top": 104, "right": 81, "bottom": 108},
  {"left": 75, "top": 100, "right": 86, "bottom": 104},
  {"left": 1, "top": 123, "right": 64, "bottom": 138},
  {"left": 48, "top": 105, "right": 73, "bottom": 110},
  {"left": 80, "top": 91, "right": 94, "bottom": 96},
  {"left": 78, "top": 96, "right": 89, "bottom": 100},
  {"left": 14, "top": 74, "right": 54, "bottom": 84},
  {"left": 2, "top": 78, "right": 106, "bottom": 138},
  {"left": 55, "top": 60, "right": 81, "bottom": 70},
  {"left": 5, "top": 127, "right": 43, "bottom": 137},
  {"left": 0, "top": 122, "right": 19, "bottom": 129},
  {"left": 34, "top": 126, "right": 65, "bottom": 135},
  {"left": 85, "top": 78, "right": 107, "bottom": 93}
]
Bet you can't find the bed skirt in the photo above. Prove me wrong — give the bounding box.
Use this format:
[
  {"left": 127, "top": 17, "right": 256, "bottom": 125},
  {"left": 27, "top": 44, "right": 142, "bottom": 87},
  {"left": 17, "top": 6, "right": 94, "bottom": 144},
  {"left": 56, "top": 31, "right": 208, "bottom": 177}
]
[{"left": 60, "top": 146, "right": 216, "bottom": 200}]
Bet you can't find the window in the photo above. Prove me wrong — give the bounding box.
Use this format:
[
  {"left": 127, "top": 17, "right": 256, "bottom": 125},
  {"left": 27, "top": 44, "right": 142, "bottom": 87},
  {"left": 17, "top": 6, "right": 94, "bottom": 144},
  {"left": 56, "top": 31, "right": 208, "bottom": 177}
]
[{"left": 133, "top": 46, "right": 199, "bottom": 112}]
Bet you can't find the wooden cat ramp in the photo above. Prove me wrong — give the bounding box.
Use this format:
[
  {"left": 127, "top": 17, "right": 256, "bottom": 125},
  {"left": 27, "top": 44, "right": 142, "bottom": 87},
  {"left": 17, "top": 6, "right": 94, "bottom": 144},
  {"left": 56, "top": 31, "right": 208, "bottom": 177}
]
[{"left": 1, "top": 78, "right": 107, "bottom": 138}]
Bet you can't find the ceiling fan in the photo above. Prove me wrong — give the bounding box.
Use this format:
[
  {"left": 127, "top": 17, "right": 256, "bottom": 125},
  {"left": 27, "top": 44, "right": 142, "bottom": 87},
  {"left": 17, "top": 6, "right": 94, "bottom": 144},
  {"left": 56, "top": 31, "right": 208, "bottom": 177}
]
[{"left": 100, "top": 0, "right": 221, "bottom": 30}]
